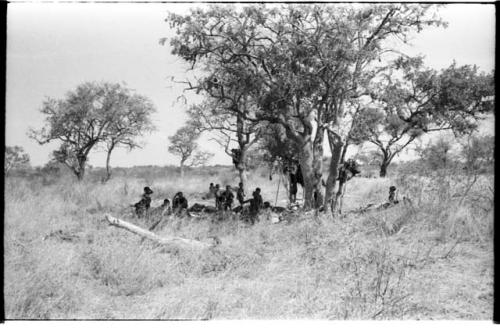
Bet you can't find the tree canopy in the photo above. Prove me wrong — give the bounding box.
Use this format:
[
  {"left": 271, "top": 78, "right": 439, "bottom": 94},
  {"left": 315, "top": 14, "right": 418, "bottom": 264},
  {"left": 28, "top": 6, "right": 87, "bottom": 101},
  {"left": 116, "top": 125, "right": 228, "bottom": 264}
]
[
  {"left": 29, "top": 82, "right": 156, "bottom": 180},
  {"left": 166, "top": 3, "right": 448, "bottom": 210},
  {"left": 168, "top": 125, "right": 212, "bottom": 177},
  {"left": 350, "top": 57, "right": 494, "bottom": 176}
]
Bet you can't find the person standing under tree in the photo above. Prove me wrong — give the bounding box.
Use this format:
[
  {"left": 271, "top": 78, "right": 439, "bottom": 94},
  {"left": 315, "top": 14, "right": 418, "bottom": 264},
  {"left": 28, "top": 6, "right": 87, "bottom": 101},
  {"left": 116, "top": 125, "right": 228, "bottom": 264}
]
[
  {"left": 236, "top": 182, "right": 245, "bottom": 206},
  {"left": 248, "top": 187, "right": 264, "bottom": 224},
  {"left": 221, "top": 185, "right": 234, "bottom": 211}
]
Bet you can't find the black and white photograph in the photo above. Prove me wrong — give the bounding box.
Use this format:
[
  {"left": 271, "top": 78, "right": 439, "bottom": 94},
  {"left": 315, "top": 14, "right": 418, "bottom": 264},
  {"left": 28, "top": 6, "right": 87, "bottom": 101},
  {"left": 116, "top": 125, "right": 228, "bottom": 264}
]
[{"left": 4, "top": 0, "right": 495, "bottom": 321}]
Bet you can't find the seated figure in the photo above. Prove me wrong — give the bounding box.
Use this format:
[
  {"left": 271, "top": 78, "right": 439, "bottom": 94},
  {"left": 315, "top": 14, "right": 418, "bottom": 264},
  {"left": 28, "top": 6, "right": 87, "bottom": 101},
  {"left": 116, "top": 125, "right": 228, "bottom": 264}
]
[
  {"left": 172, "top": 192, "right": 188, "bottom": 214},
  {"left": 134, "top": 186, "right": 153, "bottom": 218}
]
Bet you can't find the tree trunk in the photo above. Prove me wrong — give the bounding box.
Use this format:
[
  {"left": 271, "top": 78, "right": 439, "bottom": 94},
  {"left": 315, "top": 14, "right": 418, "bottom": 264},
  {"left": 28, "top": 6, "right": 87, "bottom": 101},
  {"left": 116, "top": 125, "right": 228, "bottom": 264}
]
[
  {"left": 332, "top": 142, "right": 352, "bottom": 214},
  {"left": 75, "top": 156, "right": 87, "bottom": 181},
  {"left": 379, "top": 153, "right": 390, "bottom": 177},
  {"left": 236, "top": 114, "right": 249, "bottom": 194},
  {"left": 105, "top": 143, "right": 115, "bottom": 182},
  {"left": 324, "top": 131, "right": 343, "bottom": 213},
  {"left": 180, "top": 160, "right": 185, "bottom": 178},
  {"left": 312, "top": 126, "right": 324, "bottom": 208},
  {"left": 333, "top": 178, "right": 346, "bottom": 214},
  {"left": 298, "top": 136, "right": 316, "bottom": 209},
  {"left": 237, "top": 163, "right": 248, "bottom": 193}
]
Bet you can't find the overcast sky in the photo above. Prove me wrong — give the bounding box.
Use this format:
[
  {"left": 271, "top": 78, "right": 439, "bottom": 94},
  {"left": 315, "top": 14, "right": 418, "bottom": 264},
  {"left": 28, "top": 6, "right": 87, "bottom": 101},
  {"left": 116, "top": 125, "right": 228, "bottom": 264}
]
[{"left": 6, "top": 3, "right": 496, "bottom": 168}]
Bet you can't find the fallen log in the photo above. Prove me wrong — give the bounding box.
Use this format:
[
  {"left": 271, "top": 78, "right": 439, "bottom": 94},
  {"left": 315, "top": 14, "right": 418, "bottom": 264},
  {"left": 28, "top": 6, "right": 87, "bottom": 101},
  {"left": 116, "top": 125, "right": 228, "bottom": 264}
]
[{"left": 104, "top": 214, "right": 214, "bottom": 250}]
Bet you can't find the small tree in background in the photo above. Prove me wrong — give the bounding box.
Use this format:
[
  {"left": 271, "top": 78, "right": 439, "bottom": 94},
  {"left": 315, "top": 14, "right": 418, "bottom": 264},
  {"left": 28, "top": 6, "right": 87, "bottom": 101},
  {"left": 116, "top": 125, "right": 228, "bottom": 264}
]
[
  {"left": 188, "top": 151, "right": 214, "bottom": 168},
  {"left": 461, "top": 134, "right": 494, "bottom": 174},
  {"left": 456, "top": 134, "right": 494, "bottom": 206},
  {"left": 101, "top": 87, "right": 156, "bottom": 181},
  {"left": 168, "top": 126, "right": 208, "bottom": 178},
  {"left": 5, "top": 146, "right": 30, "bottom": 176},
  {"left": 417, "top": 137, "right": 457, "bottom": 173}
]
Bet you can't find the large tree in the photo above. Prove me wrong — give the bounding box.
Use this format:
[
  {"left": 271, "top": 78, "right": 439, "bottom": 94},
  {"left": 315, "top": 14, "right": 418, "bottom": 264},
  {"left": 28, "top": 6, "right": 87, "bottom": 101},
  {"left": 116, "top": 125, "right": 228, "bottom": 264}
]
[
  {"left": 29, "top": 82, "right": 156, "bottom": 181},
  {"left": 166, "top": 4, "right": 446, "bottom": 210},
  {"left": 29, "top": 82, "right": 115, "bottom": 180},
  {"left": 351, "top": 57, "right": 495, "bottom": 177}
]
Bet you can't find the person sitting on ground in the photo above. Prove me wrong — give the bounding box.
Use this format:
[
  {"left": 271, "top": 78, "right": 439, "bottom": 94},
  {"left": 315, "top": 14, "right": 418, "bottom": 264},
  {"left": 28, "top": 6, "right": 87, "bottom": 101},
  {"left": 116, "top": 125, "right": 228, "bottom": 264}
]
[
  {"left": 236, "top": 182, "right": 245, "bottom": 206},
  {"left": 160, "top": 198, "right": 171, "bottom": 215},
  {"left": 247, "top": 188, "right": 264, "bottom": 223},
  {"left": 172, "top": 191, "right": 188, "bottom": 214},
  {"left": 388, "top": 186, "right": 399, "bottom": 204},
  {"left": 221, "top": 185, "right": 234, "bottom": 211},
  {"left": 263, "top": 201, "right": 287, "bottom": 214},
  {"left": 134, "top": 186, "right": 153, "bottom": 218}
]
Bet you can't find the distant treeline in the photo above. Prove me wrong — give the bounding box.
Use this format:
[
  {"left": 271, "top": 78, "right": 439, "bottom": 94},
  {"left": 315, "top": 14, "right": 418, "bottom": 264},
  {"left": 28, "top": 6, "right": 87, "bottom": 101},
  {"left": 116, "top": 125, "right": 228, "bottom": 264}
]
[{"left": 7, "top": 156, "right": 493, "bottom": 187}]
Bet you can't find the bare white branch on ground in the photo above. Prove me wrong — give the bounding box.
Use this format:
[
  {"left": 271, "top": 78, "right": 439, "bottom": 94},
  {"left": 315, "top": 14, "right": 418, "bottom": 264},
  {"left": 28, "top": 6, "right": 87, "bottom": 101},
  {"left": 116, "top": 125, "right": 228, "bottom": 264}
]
[{"left": 104, "top": 214, "right": 214, "bottom": 250}]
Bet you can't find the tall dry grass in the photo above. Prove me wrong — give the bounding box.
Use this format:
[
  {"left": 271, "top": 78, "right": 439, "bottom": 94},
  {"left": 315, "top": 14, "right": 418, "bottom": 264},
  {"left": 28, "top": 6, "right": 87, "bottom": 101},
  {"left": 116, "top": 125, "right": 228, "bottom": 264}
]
[{"left": 3, "top": 167, "right": 494, "bottom": 319}]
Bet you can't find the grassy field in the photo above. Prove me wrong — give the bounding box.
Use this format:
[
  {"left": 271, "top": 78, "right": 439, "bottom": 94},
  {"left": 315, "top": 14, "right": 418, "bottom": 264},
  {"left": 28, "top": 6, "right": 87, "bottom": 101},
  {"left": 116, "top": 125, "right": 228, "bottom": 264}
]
[{"left": 4, "top": 167, "right": 494, "bottom": 319}]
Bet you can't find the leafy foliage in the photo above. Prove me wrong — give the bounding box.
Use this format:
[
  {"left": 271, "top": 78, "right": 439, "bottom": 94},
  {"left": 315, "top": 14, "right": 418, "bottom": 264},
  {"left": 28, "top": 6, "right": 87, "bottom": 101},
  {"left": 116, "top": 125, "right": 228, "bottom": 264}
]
[
  {"left": 29, "top": 82, "right": 156, "bottom": 180},
  {"left": 5, "top": 146, "right": 30, "bottom": 175},
  {"left": 350, "top": 57, "right": 494, "bottom": 177},
  {"left": 166, "top": 3, "right": 449, "bottom": 208},
  {"left": 168, "top": 126, "right": 212, "bottom": 175},
  {"left": 461, "top": 134, "right": 494, "bottom": 173}
]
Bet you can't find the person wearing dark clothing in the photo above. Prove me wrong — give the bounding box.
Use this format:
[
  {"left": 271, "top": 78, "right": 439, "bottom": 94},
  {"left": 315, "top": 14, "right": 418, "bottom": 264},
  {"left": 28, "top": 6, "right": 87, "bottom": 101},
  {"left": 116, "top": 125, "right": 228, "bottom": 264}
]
[
  {"left": 221, "top": 185, "right": 234, "bottom": 211},
  {"left": 236, "top": 182, "right": 245, "bottom": 206},
  {"left": 160, "top": 198, "right": 172, "bottom": 215},
  {"left": 172, "top": 191, "right": 188, "bottom": 214},
  {"left": 388, "top": 186, "right": 398, "bottom": 204},
  {"left": 217, "top": 194, "right": 225, "bottom": 211},
  {"left": 231, "top": 148, "right": 241, "bottom": 167},
  {"left": 287, "top": 163, "right": 300, "bottom": 203},
  {"left": 295, "top": 163, "right": 304, "bottom": 186},
  {"left": 290, "top": 172, "right": 298, "bottom": 203},
  {"left": 134, "top": 186, "right": 153, "bottom": 218},
  {"left": 248, "top": 188, "right": 264, "bottom": 223}
]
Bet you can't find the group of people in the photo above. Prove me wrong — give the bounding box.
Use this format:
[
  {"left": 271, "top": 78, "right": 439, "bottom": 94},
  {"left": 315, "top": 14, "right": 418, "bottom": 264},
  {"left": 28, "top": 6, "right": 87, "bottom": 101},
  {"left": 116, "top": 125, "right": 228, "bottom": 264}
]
[
  {"left": 133, "top": 187, "right": 189, "bottom": 218},
  {"left": 207, "top": 182, "right": 264, "bottom": 215},
  {"left": 133, "top": 182, "right": 267, "bottom": 222}
]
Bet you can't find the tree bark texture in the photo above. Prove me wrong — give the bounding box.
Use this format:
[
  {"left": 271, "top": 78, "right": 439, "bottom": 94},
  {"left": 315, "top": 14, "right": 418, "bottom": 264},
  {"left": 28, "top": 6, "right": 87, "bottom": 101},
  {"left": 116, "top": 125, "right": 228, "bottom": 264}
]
[
  {"left": 298, "top": 136, "right": 316, "bottom": 209},
  {"left": 324, "top": 130, "right": 343, "bottom": 212},
  {"left": 236, "top": 114, "right": 250, "bottom": 194},
  {"left": 105, "top": 143, "right": 115, "bottom": 182},
  {"left": 312, "top": 126, "right": 325, "bottom": 208},
  {"left": 75, "top": 156, "right": 87, "bottom": 181},
  {"left": 180, "top": 160, "right": 185, "bottom": 178}
]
